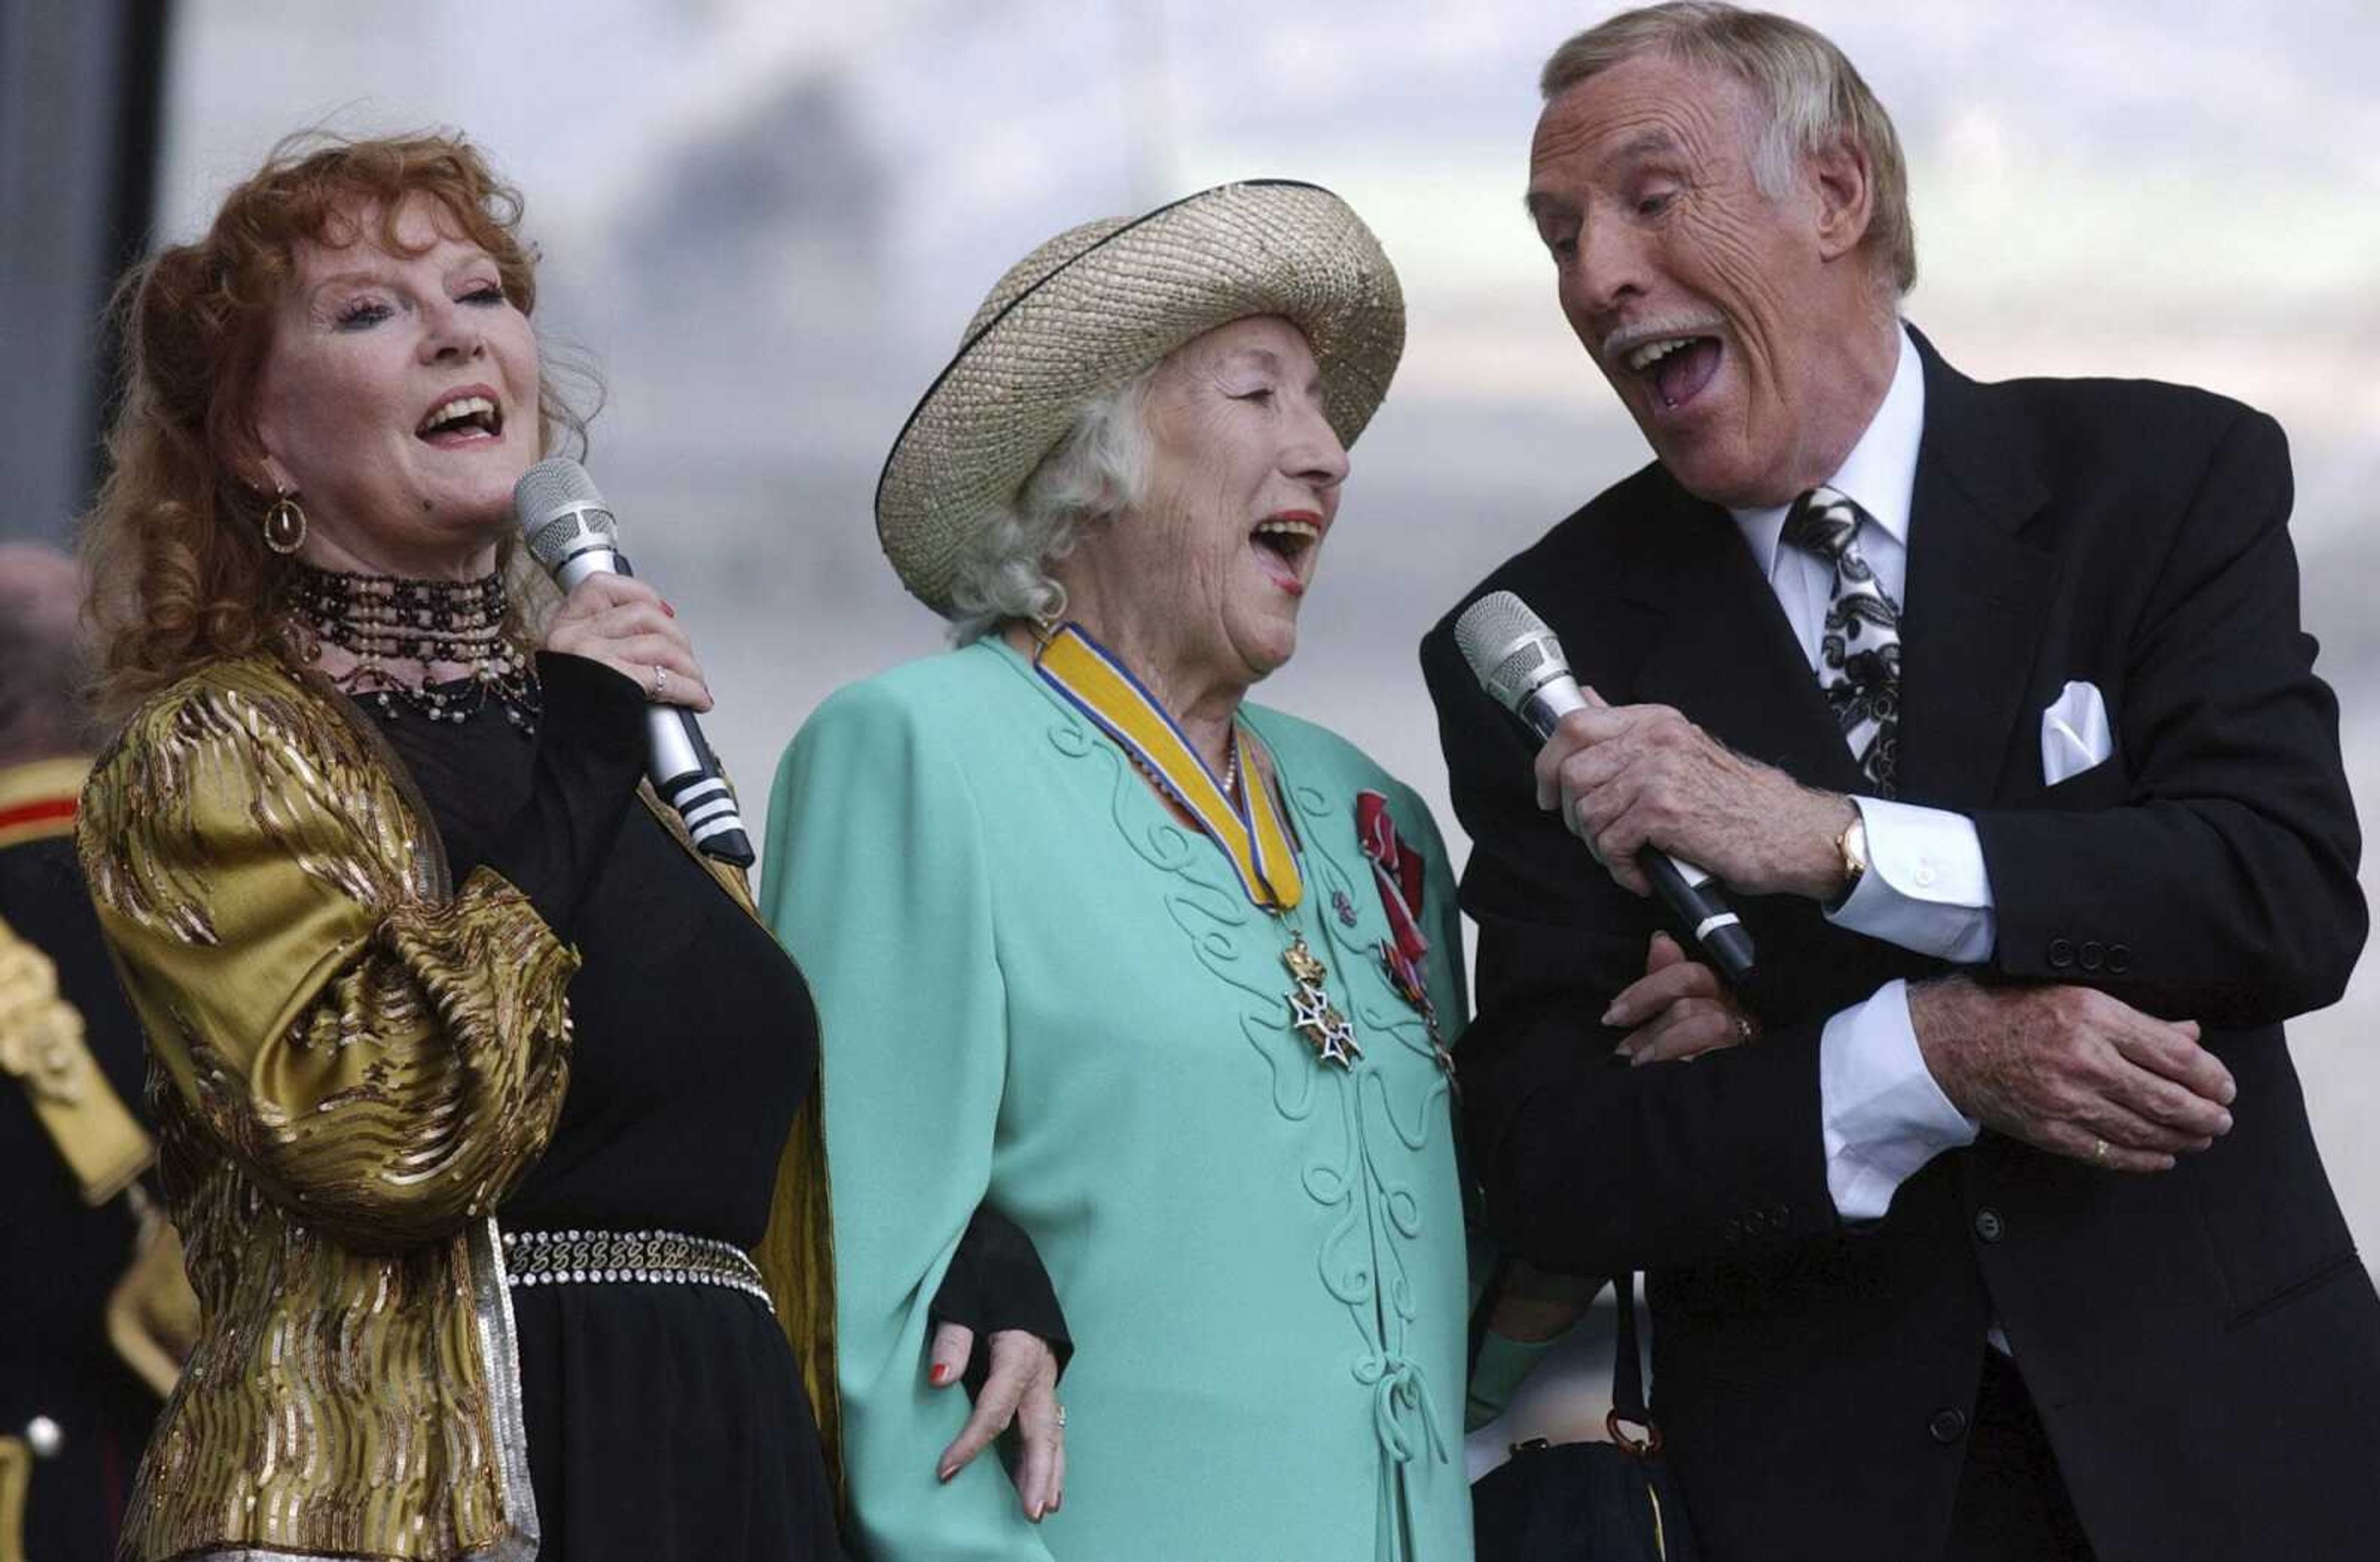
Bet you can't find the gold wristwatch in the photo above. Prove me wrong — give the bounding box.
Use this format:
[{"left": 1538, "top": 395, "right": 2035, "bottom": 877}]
[{"left": 1830, "top": 810, "right": 1868, "bottom": 910}]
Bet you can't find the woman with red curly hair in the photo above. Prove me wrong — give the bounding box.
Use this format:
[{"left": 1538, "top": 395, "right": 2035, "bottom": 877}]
[{"left": 75, "top": 132, "right": 1064, "bottom": 1562}]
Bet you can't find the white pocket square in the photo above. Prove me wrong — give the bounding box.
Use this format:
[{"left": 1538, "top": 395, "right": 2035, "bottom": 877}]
[{"left": 2040, "top": 680, "right": 2113, "bottom": 786}]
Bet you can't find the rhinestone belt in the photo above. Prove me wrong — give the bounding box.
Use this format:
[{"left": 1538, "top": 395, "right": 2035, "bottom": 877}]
[{"left": 500, "top": 1228, "right": 774, "bottom": 1311}]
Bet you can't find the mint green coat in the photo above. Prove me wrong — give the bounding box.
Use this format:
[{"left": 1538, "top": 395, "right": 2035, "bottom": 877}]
[{"left": 761, "top": 638, "right": 1475, "bottom": 1561}]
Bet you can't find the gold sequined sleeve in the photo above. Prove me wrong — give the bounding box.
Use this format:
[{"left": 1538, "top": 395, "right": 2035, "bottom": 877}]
[{"left": 78, "top": 671, "right": 578, "bottom": 1253}]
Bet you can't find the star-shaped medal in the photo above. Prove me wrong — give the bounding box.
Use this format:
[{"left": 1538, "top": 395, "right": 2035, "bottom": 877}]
[
  {"left": 1287, "top": 983, "right": 1362, "bottom": 1068},
  {"left": 1313, "top": 1008, "right": 1362, "bottom": 1069},
  {"left": 1287, "top": 982, "right": 1334, "bottom": 1034},
  {"left": 1282, "top": 933, "right": 1362, "bottom": 1069}
]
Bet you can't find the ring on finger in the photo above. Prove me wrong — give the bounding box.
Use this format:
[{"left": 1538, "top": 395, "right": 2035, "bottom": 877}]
[
  {"left": 649, "top": 663, "right": 668, "bottom": 701},
  {"left": 1732, "top": 1013, "right": 1756, "bottom": 1045},
  {"left": 2091, "top": 1136, "right": 2109, "bottom": 1166},
  {"left": 1054, "top": 1404, "right": 1067, "bottom": 1429}
]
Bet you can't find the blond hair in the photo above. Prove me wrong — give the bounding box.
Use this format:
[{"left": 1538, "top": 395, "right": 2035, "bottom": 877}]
[{"left": 1542, "top": 2, "right": 1916, "bottom": 294}]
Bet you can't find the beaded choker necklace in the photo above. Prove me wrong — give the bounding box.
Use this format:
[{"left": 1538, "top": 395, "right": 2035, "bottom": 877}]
[{"left": 286, "top": 564, "right": 541, "bottom": 735}]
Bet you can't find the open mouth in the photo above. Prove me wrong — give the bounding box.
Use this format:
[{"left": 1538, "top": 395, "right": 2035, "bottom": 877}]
[
  {"left": 1250, "top": 513, "right": 1323, "bottom": 596},
  {"left": 1622, "top": 334, "right": 1723, "bottom": 412},
  {"left": 416, "top": 391, "right": 505, "bottom": 446}
]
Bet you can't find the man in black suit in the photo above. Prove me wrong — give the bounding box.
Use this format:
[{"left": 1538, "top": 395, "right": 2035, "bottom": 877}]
[
  {"left": 1422, "top": 7, "right": 2378, "bottom": 1561},
  {"left": 0, "top": 544, "right": 187, "bottom": 1562}
]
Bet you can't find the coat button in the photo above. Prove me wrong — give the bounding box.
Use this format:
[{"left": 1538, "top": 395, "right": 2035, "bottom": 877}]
[
  {"left": 1973, "top": 1208, "right": 2005, "bottom": 1243},
  {"left": 2107, "top": 943, "right": 2133, "bottom": 975},
  {"left": 1929, "top": 1408, "right": 1969, "bottom": 1444},
  {"left": 25, "top": 1415, "right": 63, "bottom": 1457},
  {"left": 2047, "top": 937, "right": 2076, "bottom": 969},
  {"left": 2079, "top": 940, "right": 2105, "bottom": 972}
]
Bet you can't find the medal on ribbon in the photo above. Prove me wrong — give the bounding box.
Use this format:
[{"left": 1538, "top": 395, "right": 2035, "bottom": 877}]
[
  {"left": 1356, "top": 790, "right": 1453, "bottom": 1080},
  {"left": 1040, "top": 625, "right": 1370, "bottom": 1070}
]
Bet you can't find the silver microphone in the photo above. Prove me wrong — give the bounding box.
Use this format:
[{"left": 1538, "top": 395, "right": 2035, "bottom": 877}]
[
  {"left": 514, "top": 458, "right": 754, "bottom": 868},
  {"left": 1455, "top": 590, "right": 1755, "bottom": 984}
]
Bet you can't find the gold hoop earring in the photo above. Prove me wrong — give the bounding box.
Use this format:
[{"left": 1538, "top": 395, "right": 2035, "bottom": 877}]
[
  {"left": 262, "top": 492, "right": 307, "bottom": 555},
  {"left": 1028, "top": 583, "right": 1069, "bottom": 643}
]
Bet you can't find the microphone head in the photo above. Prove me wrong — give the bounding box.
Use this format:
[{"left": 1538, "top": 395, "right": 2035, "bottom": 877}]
[
  {"left": 1454, "top": 589, "right": 1571, "bottom": 712},
  {"left": 513, "top": 457, "right": 619, "bottom": 572}
]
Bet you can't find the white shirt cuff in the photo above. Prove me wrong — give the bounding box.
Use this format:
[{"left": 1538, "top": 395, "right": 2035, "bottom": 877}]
[
  {"left": 1821, "top": 979, "right": 1980, "bottom": 1221},
  {"left": 1827, "top": 796, "right": 1997, "bottom": 963}
]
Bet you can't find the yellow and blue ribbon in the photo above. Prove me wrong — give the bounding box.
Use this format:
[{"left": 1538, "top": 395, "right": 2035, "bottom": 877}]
[{"left": 1036, "top": 624, "right": 1303, "bottom": 912}]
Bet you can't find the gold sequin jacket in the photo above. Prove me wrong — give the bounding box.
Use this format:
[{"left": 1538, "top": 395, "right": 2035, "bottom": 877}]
[{"left": 78, "top": 653, "right": 840, "bottom": 1562}]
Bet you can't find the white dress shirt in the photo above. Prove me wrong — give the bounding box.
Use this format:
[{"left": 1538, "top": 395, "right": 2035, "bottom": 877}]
[{"left": 1725, "top": 325, "right": 1984, "bottom": 1221}]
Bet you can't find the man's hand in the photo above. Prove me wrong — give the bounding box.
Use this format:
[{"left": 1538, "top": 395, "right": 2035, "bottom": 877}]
[
  {"left": 1532, "top": 701, "right": 1852, "bottom": 900},
  {"left": 1909, "top": 978, "right": 2235, "bottom": 1172},
  {"left": 1605, "top": 931, "right": 1759, "bottom": 1066}
]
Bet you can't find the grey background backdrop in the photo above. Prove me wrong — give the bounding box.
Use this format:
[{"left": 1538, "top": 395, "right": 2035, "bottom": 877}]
[{"left": 29, "top": 0, "right": 2380, "bottom": 1460}]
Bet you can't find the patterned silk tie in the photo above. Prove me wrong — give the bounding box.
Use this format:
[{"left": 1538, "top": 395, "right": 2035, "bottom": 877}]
[{"left": 1780, "top": 485, "right": 1902, "bottom": 796}]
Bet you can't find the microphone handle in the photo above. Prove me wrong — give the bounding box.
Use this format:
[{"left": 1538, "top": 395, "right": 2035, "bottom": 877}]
[
  {"left": 646, "top": 706, "right": 756, "bottom": 868},
  {"left": 1517, "top": 679, "right": 1756, "bottom": 986},
  {"left": 1639, "top": 854, "right": 1756, "bottom": 987},
  {"left": 549, "top": 547, "right": 756, "bottom": 868}
]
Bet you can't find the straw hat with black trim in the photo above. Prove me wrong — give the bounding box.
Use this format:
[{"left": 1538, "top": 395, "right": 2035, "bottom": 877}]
[{"left": 875, "top": 179, "right": 1406, "bottom": 616}]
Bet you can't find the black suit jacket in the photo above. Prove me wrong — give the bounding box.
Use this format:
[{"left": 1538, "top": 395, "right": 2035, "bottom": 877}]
[{"left": 1422, "top": 332, "right": 2380, "bottom": 1562}]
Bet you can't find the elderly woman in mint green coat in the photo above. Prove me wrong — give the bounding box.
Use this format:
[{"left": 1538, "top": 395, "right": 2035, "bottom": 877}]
[{"left": 763, "top": 182, "right": 1549, "bottom": 1561}]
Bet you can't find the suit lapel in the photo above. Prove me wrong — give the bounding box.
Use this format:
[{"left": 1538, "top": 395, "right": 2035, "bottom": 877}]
[
  {"left": 1611, "top": 331, "right": 2058, "bottom": 812},
  {"left": 1620, "top": 477, "right": 1870, "bottom": 796},
  {"left": 1893, "top": 330, "right": 2057, "bottom": 811}
]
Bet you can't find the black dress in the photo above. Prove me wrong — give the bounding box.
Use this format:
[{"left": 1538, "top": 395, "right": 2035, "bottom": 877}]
[{"left": 368, "top": 654, "right": 842, "bottom": 1561}]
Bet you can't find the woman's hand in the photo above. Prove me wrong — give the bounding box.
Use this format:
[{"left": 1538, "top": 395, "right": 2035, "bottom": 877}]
[
  {"left": 928, "top": 1322, "right": 1065, "bottom": 1520},
  {"left": 1604, "top": 930, "right": 1757, "bottom": 1066},
  {"left": 542, "top": 573, "right": 713, "bottom": 712}
]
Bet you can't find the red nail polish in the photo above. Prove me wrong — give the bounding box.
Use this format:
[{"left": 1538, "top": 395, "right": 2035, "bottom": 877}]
[{"left": 928, "top": 1363, "right": 951, "bottom": 1386}]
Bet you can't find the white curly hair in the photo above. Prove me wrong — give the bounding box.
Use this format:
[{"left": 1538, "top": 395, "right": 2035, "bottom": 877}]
[{"left": 943, "top": 369, "right": 1156, "bottom": 645}]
